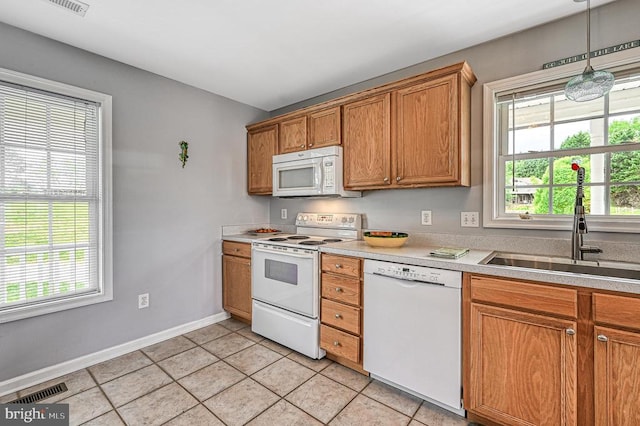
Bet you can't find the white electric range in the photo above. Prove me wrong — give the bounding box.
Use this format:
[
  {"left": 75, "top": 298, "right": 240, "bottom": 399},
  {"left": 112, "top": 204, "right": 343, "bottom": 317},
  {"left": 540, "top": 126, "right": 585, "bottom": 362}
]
[{"left": 251, "top": 213, "right": 362, "bottom": 359}]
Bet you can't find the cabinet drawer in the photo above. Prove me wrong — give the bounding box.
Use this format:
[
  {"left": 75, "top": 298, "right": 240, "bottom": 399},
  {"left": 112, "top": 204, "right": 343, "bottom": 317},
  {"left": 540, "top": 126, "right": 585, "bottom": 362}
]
[
  {"left": 321, "top": 273, "right": 360, "bottom": 306},
  {"left": 593, "top": 293, "right": 640, "bottom": 331},
  {"left": 320, "top": 325, "right": 360, "bottom": 363},
  {"left": 321, "top": 298, "right": 360, "bottom": 334},
  {"left": 470, "top": 275, "right": 577, "bottom": 318},
  {"left": 222, "top": 241, "right": 251, "bottom": 258},
  {"left": 322, "top": 254, "right": 361, "bottom": 278}
]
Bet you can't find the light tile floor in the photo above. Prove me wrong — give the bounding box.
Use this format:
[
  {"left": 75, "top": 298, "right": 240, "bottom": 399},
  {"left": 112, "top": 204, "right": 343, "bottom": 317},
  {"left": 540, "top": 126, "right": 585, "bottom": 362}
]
[{"left": 8, "top": 318, "right": 475, "bottom": 425}]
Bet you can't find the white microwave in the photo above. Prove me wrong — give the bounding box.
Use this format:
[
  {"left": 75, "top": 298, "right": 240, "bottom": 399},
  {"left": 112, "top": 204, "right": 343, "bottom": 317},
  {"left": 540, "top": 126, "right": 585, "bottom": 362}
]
[{"left": 272, "top": 146, "right": 361, "bottom": 198}]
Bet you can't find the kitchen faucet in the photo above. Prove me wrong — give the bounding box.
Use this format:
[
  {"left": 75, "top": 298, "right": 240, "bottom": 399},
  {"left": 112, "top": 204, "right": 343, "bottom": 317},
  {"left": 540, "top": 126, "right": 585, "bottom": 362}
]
[{"left": 571, "top": 163, "right": 602, "bottom": 261}]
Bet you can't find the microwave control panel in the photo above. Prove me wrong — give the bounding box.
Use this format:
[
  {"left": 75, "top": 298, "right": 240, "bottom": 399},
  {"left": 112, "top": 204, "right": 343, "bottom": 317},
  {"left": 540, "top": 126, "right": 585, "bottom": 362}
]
[{"left": 323, "top": 160, "right": 335, "bottom": 188}]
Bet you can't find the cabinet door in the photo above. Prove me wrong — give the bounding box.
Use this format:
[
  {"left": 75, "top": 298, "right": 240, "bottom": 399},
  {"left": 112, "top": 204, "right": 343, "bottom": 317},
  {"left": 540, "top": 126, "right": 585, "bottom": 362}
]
[
  {"left": 395, "top": 74, "right": 459, "bottom": 185},
  {"left": 468, "top": 303, "right": 577, "bottom": 426},
  {"left": 594, "top": 326, "right": 640, "bottom": 426},
  {"left": 309, "top": 106, "right": 341, "bottom": 149},
  {"left": 343, "top": 93, "right": 391, "bottom": 189},
  {"left": 222, "top": 255, "right": 252, "bottom": 321},
  {"left": 247, "top": 125, "right": 278, "bottom": 194},
  {"left": 279, "top": 116, "right": 307, "bottom": 154}
]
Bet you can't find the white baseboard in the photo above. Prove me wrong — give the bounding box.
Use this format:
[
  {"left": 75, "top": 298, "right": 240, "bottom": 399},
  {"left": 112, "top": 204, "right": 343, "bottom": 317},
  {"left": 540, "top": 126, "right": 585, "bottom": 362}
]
[{"left": 0, "top": 311, "right": 231, "bottom": 397}]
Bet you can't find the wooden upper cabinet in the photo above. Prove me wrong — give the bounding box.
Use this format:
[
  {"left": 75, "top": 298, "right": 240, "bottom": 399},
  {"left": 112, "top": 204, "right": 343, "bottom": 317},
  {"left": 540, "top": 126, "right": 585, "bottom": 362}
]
[
  {"left": 395, "top": 74, "right": 460, "bottom": 185},
  {"left": 247, "top": 124, "right": 278, "bottom": 195},
  {"left": 309, "top": 106, "right": 341, "bottom": 149},
  {"left": 279, "top": 116, "right": 307, "bottom": 154},
  {"left": 245, "top": 62, "right": 475, "bottom": 192},
  {"left": 343, "top": 93, "right": 391, "bottom": 189}
]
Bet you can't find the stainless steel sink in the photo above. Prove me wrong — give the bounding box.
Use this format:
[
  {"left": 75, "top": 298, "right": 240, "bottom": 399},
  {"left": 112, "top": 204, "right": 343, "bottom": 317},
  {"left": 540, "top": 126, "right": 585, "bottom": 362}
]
[{"left": 481, "top": 252, "right": 640, "bottom": 281}]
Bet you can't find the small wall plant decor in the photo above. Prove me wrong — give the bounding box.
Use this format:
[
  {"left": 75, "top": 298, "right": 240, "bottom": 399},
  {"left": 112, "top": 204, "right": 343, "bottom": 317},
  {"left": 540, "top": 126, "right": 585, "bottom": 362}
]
[{"left": 178, "top": 140, "right": 189, "bottom": 168}]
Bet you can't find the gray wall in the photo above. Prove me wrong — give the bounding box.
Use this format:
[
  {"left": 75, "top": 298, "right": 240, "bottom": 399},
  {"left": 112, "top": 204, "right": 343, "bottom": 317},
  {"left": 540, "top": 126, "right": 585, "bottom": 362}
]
[
  {"left": 269, "top": 0, "right": 640, "bottom": 244},
  {"left": 0, "top": 22, "right": 269, "bottom": 382}
]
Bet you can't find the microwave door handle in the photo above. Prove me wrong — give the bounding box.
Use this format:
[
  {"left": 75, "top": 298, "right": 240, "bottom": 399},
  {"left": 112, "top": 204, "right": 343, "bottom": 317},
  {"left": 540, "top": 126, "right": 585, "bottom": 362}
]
[{"left": 316, "top": 160, "right": 323, "bottom": 192}]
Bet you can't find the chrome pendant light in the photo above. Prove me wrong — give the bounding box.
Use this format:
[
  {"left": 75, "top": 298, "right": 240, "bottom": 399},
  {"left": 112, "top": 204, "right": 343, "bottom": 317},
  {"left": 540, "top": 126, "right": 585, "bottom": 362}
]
[{"left": 564, "top": 0, "right": 614, "bottom": 102}]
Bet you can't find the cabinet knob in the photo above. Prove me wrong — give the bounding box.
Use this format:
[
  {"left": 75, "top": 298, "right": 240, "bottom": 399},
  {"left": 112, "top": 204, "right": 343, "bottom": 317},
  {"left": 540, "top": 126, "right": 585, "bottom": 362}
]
[
  {"left": 333, "top": 341, "right": 341, "bottom": 347},
  {"left": 308, "top": 143, "right": 314, "bottom": 147},
  {"left": 335, "top": 264, "right": 342, "bottom": 269},
  {"left": 597, "top": 334, "right": 609, "bottom": 342},
  {"left": 335, "top": 287, "right": 343, "bottom": 293},
  {"left": 396, "top": 176, "right": 401, "bottom": 182},
  {"left": 300, "top": 144, "right": 305, "bottom": 148},
  {"left": 334, "top": 313, "right": 342, "bottom": 319},
  {"left": 566, "top": 328, "right": 576, "bottom": 336},
  {"left": 383, "top": 177, "right": 389, "bottom": 182}
]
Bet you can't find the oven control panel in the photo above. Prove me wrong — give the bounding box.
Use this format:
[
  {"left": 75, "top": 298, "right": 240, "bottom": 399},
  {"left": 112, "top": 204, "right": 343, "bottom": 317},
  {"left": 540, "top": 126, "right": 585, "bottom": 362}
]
[{"left": 295, "top": 213, "right": 361, "bottom": 229}]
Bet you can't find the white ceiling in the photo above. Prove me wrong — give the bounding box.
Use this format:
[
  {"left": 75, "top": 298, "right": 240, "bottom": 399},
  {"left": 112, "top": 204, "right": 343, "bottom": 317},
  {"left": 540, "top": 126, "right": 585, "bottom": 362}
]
[{"left": 0, "top": 0, "right": 616, "bottom": 111}]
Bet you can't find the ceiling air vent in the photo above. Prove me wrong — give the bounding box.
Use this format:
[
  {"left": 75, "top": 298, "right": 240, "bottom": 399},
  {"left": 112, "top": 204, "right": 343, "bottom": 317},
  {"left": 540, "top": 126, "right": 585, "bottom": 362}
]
[{"left": 42, "top": 0, "right": 90, "bottom": 17}]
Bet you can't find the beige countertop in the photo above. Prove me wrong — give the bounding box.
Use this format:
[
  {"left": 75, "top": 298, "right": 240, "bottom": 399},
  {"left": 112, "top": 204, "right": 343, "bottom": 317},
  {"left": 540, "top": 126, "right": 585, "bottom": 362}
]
[{"left": 222, "top": 233, "right": 640, "bottom": 294}]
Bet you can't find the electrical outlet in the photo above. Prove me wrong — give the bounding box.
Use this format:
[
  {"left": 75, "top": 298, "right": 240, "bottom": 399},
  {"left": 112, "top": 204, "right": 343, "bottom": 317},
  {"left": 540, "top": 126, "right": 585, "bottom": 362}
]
[
  {"left": 281, "top": 208, "right": 287, "bottom": 220},
  {"left": 138, "top": 293, "right": 149, "bottom": 309},
  {"left": 461, "top": 212, "right": 479, "bottom": 227},
  {"left": 421, "top": 210, "right": 432, "bottom": 226}
]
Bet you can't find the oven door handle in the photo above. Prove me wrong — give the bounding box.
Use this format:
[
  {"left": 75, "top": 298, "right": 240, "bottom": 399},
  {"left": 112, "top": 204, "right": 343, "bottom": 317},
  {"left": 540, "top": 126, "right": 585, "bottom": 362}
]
[{"left": 252, "top": 247, "right": 316, "bottom": 259}]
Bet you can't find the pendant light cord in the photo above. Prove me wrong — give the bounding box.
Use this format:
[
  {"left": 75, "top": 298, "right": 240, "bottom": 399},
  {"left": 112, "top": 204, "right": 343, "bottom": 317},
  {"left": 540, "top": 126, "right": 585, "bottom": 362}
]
[{"left": 585, "top": 0, "right": 591, "bottom": 70}]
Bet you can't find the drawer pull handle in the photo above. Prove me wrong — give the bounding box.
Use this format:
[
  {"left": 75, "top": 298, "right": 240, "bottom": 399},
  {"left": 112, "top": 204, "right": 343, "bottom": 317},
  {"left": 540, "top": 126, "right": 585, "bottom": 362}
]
[
  {"left": 333, "top": 341, "right": 341, "bottom": 347},
  {"left": 566, "top": 328, "right": 575, "bottom": 336},
  {"left": 334, "top": 313, "right": 342, "bottom": 319},
  {"left": 335, "top": 264, "right": 342, "bottom": 269},
  {"left": 597, "top": 334, "right": 608, "bottom": 342},
  {"left": 300, "top": 144, "right": 305, "bottom": 148},
  {"left": 335, "top": 287, "right": 343, "bottom": 293}
]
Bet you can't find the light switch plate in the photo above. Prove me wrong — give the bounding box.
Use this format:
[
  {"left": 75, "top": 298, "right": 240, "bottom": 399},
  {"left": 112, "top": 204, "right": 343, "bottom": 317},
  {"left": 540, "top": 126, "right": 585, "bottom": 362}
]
[
  {"left": 421, "top": 210, "right": 432, "bottom": 226},
  {"left": 461, "top": 212, "right": 479, "bottom": 227}
]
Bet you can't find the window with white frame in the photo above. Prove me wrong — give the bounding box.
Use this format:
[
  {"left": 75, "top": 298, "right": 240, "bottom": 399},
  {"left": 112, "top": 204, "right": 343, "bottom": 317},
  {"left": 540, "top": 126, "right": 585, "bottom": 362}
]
[
  {"left": 483, "top": 51, "right": 640, "bottom": 232},
  {"left": 0, "top": 68, "right": 112, "bottom": 323}
]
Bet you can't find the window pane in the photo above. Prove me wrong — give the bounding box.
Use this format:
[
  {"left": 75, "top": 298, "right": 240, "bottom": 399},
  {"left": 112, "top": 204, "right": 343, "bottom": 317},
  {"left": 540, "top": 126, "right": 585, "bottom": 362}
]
[
  {"left": 609, "top": 114, "right": 640, "bottom": 144},
  {"left": 4, "top": 202, "right": 50, "bottom": 248},
  {"left": 609, "top": 75, "right": 640, "bottom": 115},
  {"left": 554, "top": 119, "right": 603, "bottom": 150},
  {"left": 511, "top": 95, "right": 551, "bottom": 128},
  {"left": 551, "top": 186, "right": 584, "bottom": 215},
  {"left": 554, "top": 92, "right": 604, "bottom": 121},
  {"left": 509, "top": 125, "right": 551, "bottom": 154},
  {"left": 610, "top": 184, "right": 640, "bottom": 215}
]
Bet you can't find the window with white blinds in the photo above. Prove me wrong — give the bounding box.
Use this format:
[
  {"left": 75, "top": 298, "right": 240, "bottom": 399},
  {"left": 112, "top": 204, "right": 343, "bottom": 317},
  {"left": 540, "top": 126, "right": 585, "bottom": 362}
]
[{"left": 0, "top": 68, "right": 112, "bottom": 323}]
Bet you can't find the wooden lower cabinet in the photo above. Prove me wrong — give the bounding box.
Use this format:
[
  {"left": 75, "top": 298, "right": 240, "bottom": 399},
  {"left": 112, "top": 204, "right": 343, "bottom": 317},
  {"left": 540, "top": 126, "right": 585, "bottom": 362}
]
[
  {"left": 465, "top": 274, "right": 640, "bottom": 426},
  {"left": 594, "top": 326, "right": 640, "bottom": 426},
  {"left": 222, "top": 241, "right": 252, "bottom": 322},
  {"left": 468, "top": 303, "right": 577, "bottom": 425},
  {"left": 319, "top": 253, "right": 366, "bottom": 373},
  {"left": 593, "top": 292, "right": 640, "bottom": 426}
]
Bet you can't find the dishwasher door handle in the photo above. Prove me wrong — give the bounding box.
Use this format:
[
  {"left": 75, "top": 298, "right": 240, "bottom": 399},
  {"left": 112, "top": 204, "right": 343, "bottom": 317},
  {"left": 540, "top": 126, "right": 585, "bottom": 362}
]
[{"left": 370, "top": 272, "right": 445, "bottom": 287}]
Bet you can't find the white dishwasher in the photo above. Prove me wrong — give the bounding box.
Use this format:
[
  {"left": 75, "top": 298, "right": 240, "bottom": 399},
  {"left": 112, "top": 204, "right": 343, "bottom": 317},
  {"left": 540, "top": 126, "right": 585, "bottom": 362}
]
[{"left": 363, "top": 259, "right": 463, "bottom": 415}]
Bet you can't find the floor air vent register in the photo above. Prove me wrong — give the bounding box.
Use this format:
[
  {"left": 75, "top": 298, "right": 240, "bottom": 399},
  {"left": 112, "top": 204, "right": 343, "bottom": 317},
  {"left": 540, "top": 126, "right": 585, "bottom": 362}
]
[{"left": 8, "top": 383, "right": 68, "bottom": 404}]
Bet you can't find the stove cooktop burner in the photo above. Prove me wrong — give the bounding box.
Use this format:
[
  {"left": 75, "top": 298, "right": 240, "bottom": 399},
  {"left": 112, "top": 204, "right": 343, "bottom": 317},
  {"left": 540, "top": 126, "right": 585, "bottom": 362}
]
[
  {"left": 268, "top": 237, "right": 288, "bottom": 242},
  {"left": 287, "top": 235, "right": 310, "bottom": 240},
  {"left": 298, "top": 240, "right": 325, "bottom": 246},
  {"left": 323, "top": 238, "right": 342, "bottom": 243}
]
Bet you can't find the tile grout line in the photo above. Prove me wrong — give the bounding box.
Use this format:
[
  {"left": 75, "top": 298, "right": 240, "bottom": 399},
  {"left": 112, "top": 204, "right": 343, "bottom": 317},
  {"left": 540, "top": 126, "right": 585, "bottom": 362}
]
[{"left": 83, "top": 368, "right": 128, "bottom": 426}]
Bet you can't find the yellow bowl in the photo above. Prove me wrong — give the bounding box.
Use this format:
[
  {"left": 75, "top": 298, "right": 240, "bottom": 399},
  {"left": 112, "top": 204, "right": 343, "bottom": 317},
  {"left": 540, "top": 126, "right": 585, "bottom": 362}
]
[{"left": 363, "top": 232, "right": 409, "bottom": 248}]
